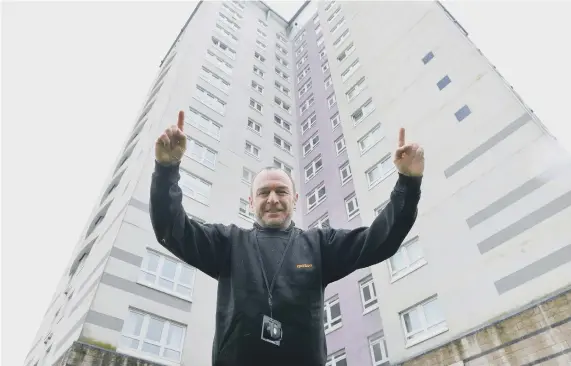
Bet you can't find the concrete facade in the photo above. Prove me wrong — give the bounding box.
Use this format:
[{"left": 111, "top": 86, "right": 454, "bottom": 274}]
[{"left": 23, "top": 1, "right": 571, "bottom": 366}]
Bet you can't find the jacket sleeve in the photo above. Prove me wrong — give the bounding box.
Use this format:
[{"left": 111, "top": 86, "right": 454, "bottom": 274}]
[
  {"left": 321, "top": 173, "right": 421, "bottom": 284},
  {"left": 149, "top": 161, "right": 231, "bottom": 279}
]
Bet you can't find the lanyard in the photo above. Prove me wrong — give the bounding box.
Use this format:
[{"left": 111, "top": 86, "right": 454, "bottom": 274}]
[{"left": 253, "top": 230, "right": 296, "bottom": 318}]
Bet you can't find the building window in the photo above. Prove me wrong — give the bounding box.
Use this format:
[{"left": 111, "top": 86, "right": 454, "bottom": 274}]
[
  {"left": 333, "top": 29, "right": 349, "bottom": 48},
  {"left": 344, "top": 193, "right": 359, "bottom": 219},
  {"left": 299, "top": 80, "right": 312, "bottom": 98},
  {"left": 303, "top": 133, "right": 320, "bottom": 156},
  {"left": 358, "top": 124, "right": 383, "bottom": 154},
  {"left": 327, "top": 7, "right": 341, "bottom": 24},
  {"left": 139, "top": 249, "right": 196, "bottom": 300},
  {"left": 247, "top": 118, "right": 261, "bottom": 134},
  {"left": 254, "top": 51, "right": 266, "bottom": 63},
  {"left": 327, "top": 93, "right": 337, "bottom": 108},
  {"left": 310, "top": 214, "right": 330, "bottom": 229},
  {"left": 251, "top": 80, "right": 264, "bottom": 94},
  {"left": 276, "top": 55, "right": 289, "bottom": 68},
  {"left": 257, "top": 19, "right": 267, "bottom": 27},
  {"left": 317, "top": 35, "right": 324, "bottom": 47},
  {"left": 297, "top": 53, "right": 309, "bottom": 69},
  {"left": 211, "top": 36, "right": 236, "bottom": 59},
  {"left": 341, "top": 59, "right": 361, "bottom": 82},
  {"left": 319, "top": 48, "right": 327, "bottom": 61},
  {"left": 295, "top": 42, "right": 307, "bottom": 57},
  {"left": 195, "top": 86, "right": 226, "bottom": 115},
  {"left": 218, "top": 13, "right": 240, "bottom": 31},
  {"left": 400, "top": 296, "right": 448, "bottom": 345},
  {"left": 325, "top": 1, "right": 335, "bottom": 12},
  {"left": 307, "top": 183, "right": 326, "bottom": 211},
  {"left": 300, "top": 95, "right": 315, "bottom": 114},
  {"left": 256, "top": 28, "right": 267, "bottom": 38},
  {"left": 273, "top": 158, "right": 293, "bottom": 175},
  {"left": 239, "top": 199, "right": 255, "bottom": 221},
  {"left": 422, "top": 51, "right": 434, "bottom": 64},
  {"left": 366, "top": 154, "right": 395, "bottom": 187},
  {"left": 119, "top": 309, "right": 186, "bottom": 362},
  {"left": 274, "top": 114, "right": 291, "bottom": 132},
  {"left": 253, "top": 65, "right": 265, "bottom": 78},
  {"left": 324, "top": 76, "right": 333, "bottom": 89},
  {"left": 185, "top": 139, "right": 217, "bottom": 169},
  {"left": 331, "top": 17, "right": 346, "bottom": 34},
  {"left": 326, "top": 351, "right": 347, "bottom": 366},
  {"left": 301, "top": 113, "right": 317, "bottom": 134},
  {"left": 437, "top": 75, "right": 451, "bottom": 90},
  {"left": 323, "top": 296, "right": 342, "bottom": 332},
  {"left": 256, "top": 39, "right": 267, "bottom": 50},
  {"left": 369, "top": 336, "right": 388, "bottom": 365},
  {"left": 337, "top": 42, "right": 355, "bottom": 63},
  {"left": 276, "top": 43, "right": 288, "bottom": 56},
  {"left": 359, "top": 276, "right": 378, "bottom": 312},
  {"left": 305, "top": 155, "right": 323, "bottom": 181},
  {"left": 274, "top": 134, "right": 292, "bottom": 153},
  {"left": 455, "top": 105, "right": 471, "bottom": 122},
  {"left": 335, "top": 136, "right": 346, "bottom": 154},
  {"left": 245, "top": 141, "right": 261, "bottom": 158},
  {"left": 277, "top": 33, "right": 287, "bottom": 43},
  {"left": 206, "top": 50, "right": 233, "bottom": 75},
  {"left": 297, "top": 65, "right": 310, "bottom": 82},
  {"left": 274, "top": 97, "right": 291, "bottom": 114},
  {"left": 215, "top": 23, "right": 238, "bottom": 43},
  {"left": 249, "top": 98, "right": 263, "bottom": 113},
  {"left": 339, "top": 162, "right": 352, "bottom": 185},
  {"left": 275, "top": 67, "right": 290, "bottom": 82},
  {"left": 242, "top": 167, "right": 254, "bottom": 185},
  {"left": 321, "top": 61, "right": 330, "bottom": 74},
  {"left": 346, "top": 77, "right": 366, "bottom": 101},
  {"left": 275, "top": 81, "right": 290, "bottom": 96},
  {"left": 186, "top": 108, "right": 222, "bottom": 140},
  {"left": 179, "top": 170, "right": 211, "bottom": 204},
  {"left": 389, "top": 236, "right": 427, "bottom": 280},
  {"left": 351, "top": 98, "right": 375, "bottom": 125},
  {"left": 331, "top": 113, "right": 340, "bottom": 130},
  {"left": 200, "top": 66, "right": 231, "bottom": 93},
  {"left": 315, "top": 24, "right": 323, "bottom": 35}
]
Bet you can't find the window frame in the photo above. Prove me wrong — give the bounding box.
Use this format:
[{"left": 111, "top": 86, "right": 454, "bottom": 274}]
[{"left": 323, "top": 296, "right": 342, "bottom": 333}]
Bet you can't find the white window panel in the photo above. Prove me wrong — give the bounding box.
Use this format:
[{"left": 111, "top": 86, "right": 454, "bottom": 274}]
[
  {"left": 232, "top": 0, "right": 245, "bottom": 10},
  {"left": 249, "top": 98, "right": 263, "bottom": 113},
  {"left": 400, "top": 297, "right": 447, "bottom": 345},
  {"left": 119, "top": 309, "right": 186, "bottom": 362},
  {"left": 186, "top": 108, "right": 222, "bottom": 140},
  {"left": 251, "top": 80, "right": 264, "bottom": 94},
  {"left": 327, "top": 7, "right": 341, "bottom": 24},
  {"left": 310, "top": 214, "right": 330, "bottom": 229},
  {"left": 345, "top": 194, "right": 359, "bottom": 219},
  {"left": 277, "top": 33, "right": 287, "bottom": 43},
  {"left": 218, "top": 13, "right": 240, "bottom": 31},
  {"left": 222, "top": 3, "right": 243, "bottom": 19},
  {"left": 324, "top": 76, "right": 333, "bottom": 89},
  {"left": 254, "top": 51, "right": 266, "bottom": 63},
  {"left": 258, "top": 19, "right": 267, "bottom": 27},
  {"left": 326, "top": 351, "right": 346, "bottom": 366},
  {"left": 323, "top": 296, "right": 342, "bottom": 332},
  {"left": 185, "top": 139, "right": 217, "bottom": 169},
  {"left": 242, "top": 167, "right": 254, "bottom": 184},
  {"left": 274, "top": 135, "right": 292, "bottom": 153},
  {"left": 212, "top": 36, "right": 236, "bottom": 60},
  {"left": 296, "top": 43, "right": 306, "bottom": 57},
  {"left": 247, "top": 118, "right": 261, "bottom": 134},
  {"left": 335, "top": 136, "right": 346, "bottom": 154},
  {"left": 239, "top": 198, "right": 255, "bottom": 221},
  {"left": 300, "top": 95, "right": 315, "bottom": 114},
  {"left": 206, "top": 50, "right": 233, "bottom": 75},
  {"left": 297, "top": 66, "right": 310, "bottom": 82},
  {"left": 299, "top": 80, "right": 312, "bottom": 98},
  {"left": 315, "top": 25, "right": 322, "bottom": 35},
  {"left": 327, "top": 94, "right": 336, "bottom": 108},
  {"left": 316, "top": 36, "right": 324, "bottom": 47},
  {"left": 256, "top": 28, "right": 267, "bottom": 38},
  {"left": 366, "top": 155, "right": 395, "bottom": 187},
  {"left": 322, "top": 61, "right": 330, "bottom": 73},
  {"left": 195, "top": 86, "right": 226, "bottom": 115},
  {"left": 319, "top": 49, "right": 327, "bottom": 61},
  {"left": 245, "top": 141, "right": 261, "bottom": 158},
  {"left": 275, "top": 81, "right": 290, "bottom": 96},
  {"left": 358, "top": 124, "right": 383, "bottom": 153},
  {"left": 304, "top": 155, "right": 323, "bottom": 181},
  {"left": 341, "top": 59, "right": 361, "bottom": 82},
  {"left": 274, "top": 96, "right": 291, "bottom": 114},
  {"left": 273, "top": 159, "right": 293, "bottom": 175},
  {"left": 337, "top": 42, "right": 355, "bottom": 63},
  {"left": 369, "top": 336, "right": 388, "bottom": 365},
  {"left": 139, "top": 249, "right": 196, "bottom": 300},
  {"left": 325, "top": 1, "right": 336, "bottom": 12},
  {"left": 313, "top": 15, "right": 319, "bottom": 24},
  {"left": 256, "top": 39, "right": 267, "bottom": 50},
  {"left": 331, "top": 17, "right": 346, "bottom": 34},
  {"left": 200, "top": 66, "right": 230, "bottom": 93},
  {"left": 301, "top": 113, "right": 317, "bottom": 134},
  {"left": 275, "top": 67, "right": 290, "bottom": 82},
  {"left": 296, "top": 54, "right": 308, "bottom": 70},
  {"left": 303, "top": 133, "right": 320, "bottom": 156},
  {"left": 339, "top": 162, "right": 352, "bottom": 185},
  {"left": 307, "top": 183, "right": 326, "bottom": 210},
  {"left": 330, "top": 113, "right": 340, "bottom": 130},
  {"left": 253, "top": 65, "right": 265, "bottom": 78},
  {"left": 389, "top": 236, "right": 427, "bottom": 280},
  {"left": 360, "top": 276, "right": 378, "bottom": 312},
  {"left": 351, "top": 98, "right": 375, "bottom": 125},
  {"left": 179, "top": 170, "right": 211, "bottom": 204},
  {"left": 276, "top": 43, "right": 288, "bottom": 55},
  {"left": 346, "top": 77, "right": 367, "bottom": 101},
  {"left": 276, "top": 55, "right": 289, "bottom": 68},
  {"left": 274, "top": 114, "right": 291, "bottom": 132},
  {"left": 215, "top": 23, "right": 238, "bottom": 43}
]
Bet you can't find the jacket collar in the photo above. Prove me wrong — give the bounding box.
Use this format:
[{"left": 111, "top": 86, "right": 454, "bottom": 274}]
[{"left": 253, "top": 220, "right": 295, "bottom": 232}]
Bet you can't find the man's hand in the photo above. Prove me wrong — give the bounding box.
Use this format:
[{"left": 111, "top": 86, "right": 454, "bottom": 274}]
[
  {"left": 394, "top": 128, "right": 424, "bottom": 177},
  {"left": 155, "top": 110, "right": 187, "bottom": 165}
]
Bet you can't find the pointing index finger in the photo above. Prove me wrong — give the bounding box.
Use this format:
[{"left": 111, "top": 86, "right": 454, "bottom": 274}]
[
  {"left": 177, "top": 110, "right": 185, "bottom": 131},
  {"left": 398, "top": 128, "right": 406, "bottom": 147}
]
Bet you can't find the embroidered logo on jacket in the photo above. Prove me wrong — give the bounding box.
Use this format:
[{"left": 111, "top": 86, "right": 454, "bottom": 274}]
[{"left": 296, "top": 264, "right": 313, "bottom": 269}]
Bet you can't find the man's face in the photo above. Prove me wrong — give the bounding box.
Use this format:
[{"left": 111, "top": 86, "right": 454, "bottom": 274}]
[{"left": 250, "top": 169, "right": 298, "bottom": 229}]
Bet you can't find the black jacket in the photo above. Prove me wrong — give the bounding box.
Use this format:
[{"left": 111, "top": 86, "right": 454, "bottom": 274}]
[{"left": 149, "top": 162, "right": 421, "bottom": 366}]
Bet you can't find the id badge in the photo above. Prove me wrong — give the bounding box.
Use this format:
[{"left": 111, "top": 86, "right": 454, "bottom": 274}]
[{"left": 261, "top": 315, "right": 282, "bottom": 346}]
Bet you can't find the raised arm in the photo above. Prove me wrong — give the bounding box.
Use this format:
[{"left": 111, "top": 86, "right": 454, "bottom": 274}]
[
  {"left": 150, "top": 111, "right": 230, "bottom": 279},
  {"left": 321, "top": 128, "right": 424, "bottom": 284}
]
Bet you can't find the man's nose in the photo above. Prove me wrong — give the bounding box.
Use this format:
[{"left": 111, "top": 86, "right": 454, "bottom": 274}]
[{"left": 267, "top": 191, "right": 279, "bottom": 203}]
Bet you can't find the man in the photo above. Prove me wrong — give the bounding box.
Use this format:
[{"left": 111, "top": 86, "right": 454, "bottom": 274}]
[{"left": 150, "top": 111, "right": 424, "bottom": 366}]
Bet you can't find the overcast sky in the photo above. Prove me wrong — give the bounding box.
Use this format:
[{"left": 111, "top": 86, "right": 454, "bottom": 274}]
[{"left": 3, "top": 1, "right": 571, "bottom": 365}]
